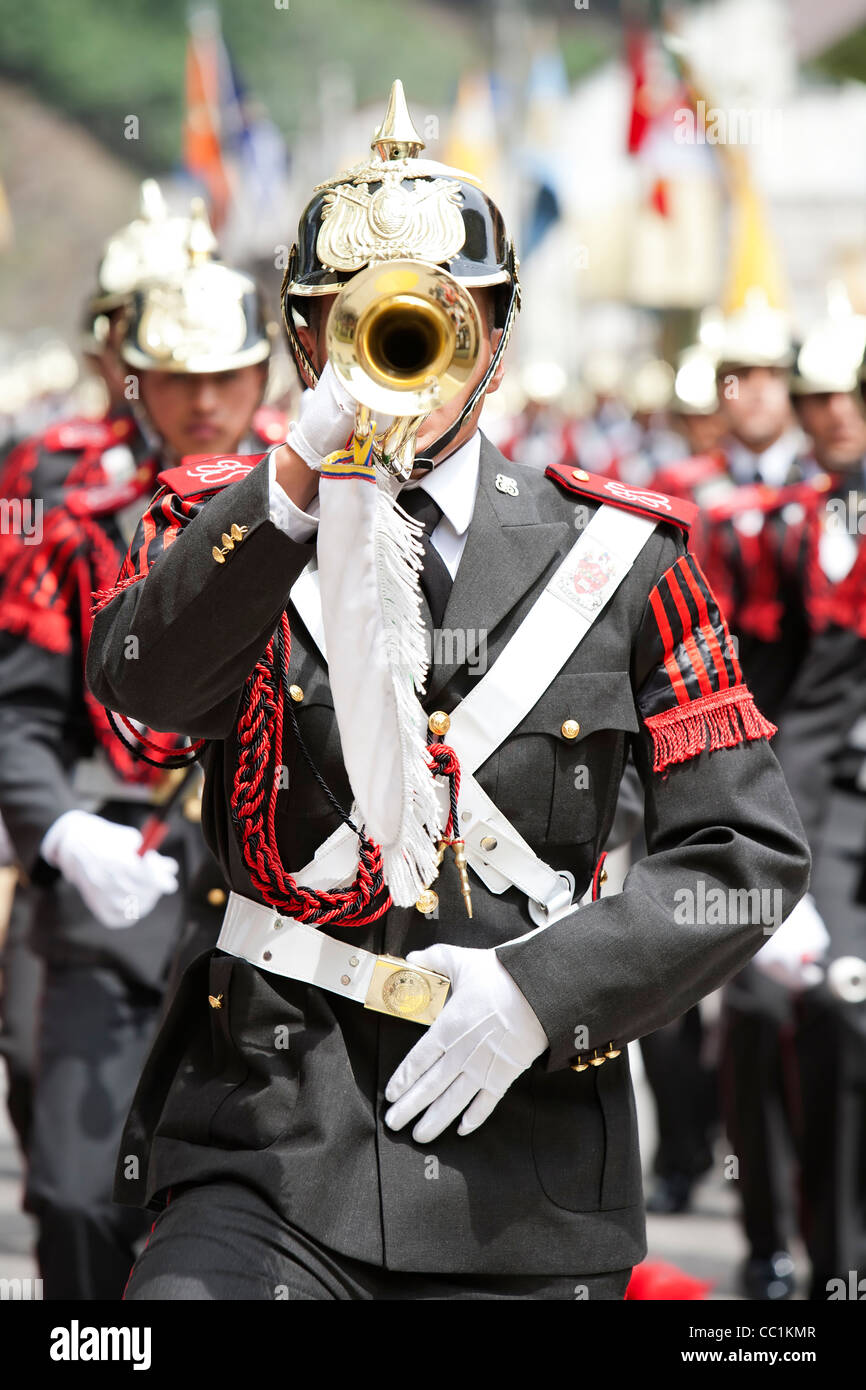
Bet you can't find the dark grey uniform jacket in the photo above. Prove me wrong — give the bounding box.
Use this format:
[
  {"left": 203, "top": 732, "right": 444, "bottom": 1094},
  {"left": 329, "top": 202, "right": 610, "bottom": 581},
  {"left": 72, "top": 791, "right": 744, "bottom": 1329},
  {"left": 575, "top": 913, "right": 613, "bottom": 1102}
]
[
  {"left": 86, "top": 434, "right": 810, "bottom": 1275},
  {"left": 0, "top": 469, "right": 201, "bottom": 992}
]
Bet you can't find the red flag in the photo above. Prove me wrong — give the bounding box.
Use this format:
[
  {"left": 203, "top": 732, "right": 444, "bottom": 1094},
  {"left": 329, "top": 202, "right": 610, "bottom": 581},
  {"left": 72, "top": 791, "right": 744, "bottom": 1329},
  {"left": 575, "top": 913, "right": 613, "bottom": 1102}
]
[{"left": 626, "top": 28, "right": 652, "bottom": 155}]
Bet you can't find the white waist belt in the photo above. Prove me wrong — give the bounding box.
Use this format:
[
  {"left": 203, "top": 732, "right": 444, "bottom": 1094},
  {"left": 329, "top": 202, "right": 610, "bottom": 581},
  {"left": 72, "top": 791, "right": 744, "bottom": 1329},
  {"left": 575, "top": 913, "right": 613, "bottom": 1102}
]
[{"left": 217, "top": 890, "right": 450, "bottom": 1027}]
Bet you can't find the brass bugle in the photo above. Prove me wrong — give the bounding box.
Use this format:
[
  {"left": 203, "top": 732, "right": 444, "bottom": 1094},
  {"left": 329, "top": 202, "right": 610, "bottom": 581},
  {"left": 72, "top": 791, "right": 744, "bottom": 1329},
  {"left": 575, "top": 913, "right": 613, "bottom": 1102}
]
[{"left": 325, "top": 258, "right": 482, "bottom": 474}]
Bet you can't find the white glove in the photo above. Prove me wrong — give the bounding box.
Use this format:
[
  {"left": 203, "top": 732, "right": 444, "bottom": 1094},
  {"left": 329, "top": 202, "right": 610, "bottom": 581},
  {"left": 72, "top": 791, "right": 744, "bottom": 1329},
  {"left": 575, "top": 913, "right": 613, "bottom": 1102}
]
[
  {"left": 384, "top": 943, "right": 549, "bottom": 1143},
  {"left": 283, "top": 361, "right": 353, "bottom": 470},
  {"left": 41, "top": 809, "right": 179, "bottom": 930},
  {"left": 286, "top": 361, "right": 395, "bottom": 470},
  {"left": 753, "top": 893, "right": 830, "bottom": 992}
]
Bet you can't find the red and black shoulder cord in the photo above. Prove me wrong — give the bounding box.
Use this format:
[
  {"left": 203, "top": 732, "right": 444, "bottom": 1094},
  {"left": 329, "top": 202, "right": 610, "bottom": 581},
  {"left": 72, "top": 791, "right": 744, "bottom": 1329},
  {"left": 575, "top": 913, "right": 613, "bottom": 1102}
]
[
  {"left": 229, "top": 611, "right": 391, "bottom": 927},
  {"left": 228, "top": 613, "right": 465, "bottom": 928}
]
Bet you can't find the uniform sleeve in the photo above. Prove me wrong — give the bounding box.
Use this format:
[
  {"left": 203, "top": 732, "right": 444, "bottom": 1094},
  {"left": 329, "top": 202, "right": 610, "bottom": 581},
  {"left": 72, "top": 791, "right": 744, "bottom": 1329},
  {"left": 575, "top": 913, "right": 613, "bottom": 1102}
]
[
  {"left": 86, "top": 456, "right": 315, "bottom": 739},
  {"left": 0, "top": 511, "right": 84, "bottom": 871},
  {"left": 496, "top": 527, "right": 811, "bottom": 1071}
]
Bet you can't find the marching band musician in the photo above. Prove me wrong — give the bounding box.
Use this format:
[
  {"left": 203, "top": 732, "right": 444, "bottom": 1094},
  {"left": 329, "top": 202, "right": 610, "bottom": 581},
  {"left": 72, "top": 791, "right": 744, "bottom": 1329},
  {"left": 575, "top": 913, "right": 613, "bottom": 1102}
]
[{"left": 87, "top": 82, "right": 809, "bottom": 1301}]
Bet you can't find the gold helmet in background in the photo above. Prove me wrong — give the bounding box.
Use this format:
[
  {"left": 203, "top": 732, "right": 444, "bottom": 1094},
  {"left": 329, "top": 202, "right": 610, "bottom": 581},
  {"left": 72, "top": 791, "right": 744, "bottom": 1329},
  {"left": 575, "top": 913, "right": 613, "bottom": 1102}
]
[
  {"left": 119, "top": 202, "right": 274, "bottom": 375},
  {"left": 716, "top": 288, "right": 793, "bottom": 371},
  {"left": 82, "top": 181, "right": 209, "bottom": 354}
]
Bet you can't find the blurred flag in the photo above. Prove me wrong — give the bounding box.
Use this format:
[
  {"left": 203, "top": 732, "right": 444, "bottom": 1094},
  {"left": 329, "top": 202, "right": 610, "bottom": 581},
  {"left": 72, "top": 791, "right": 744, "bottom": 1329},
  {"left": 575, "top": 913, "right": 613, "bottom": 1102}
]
[
  {"left": 626, "top": 26, "right": 653, "bottom": 156},
  {"left": 624, "top": 24, "right": 688, "bottom": 220},
  {"left": 183, "top": 5, "right": 289, "bottom": 247},
  {"left": 625, "top": 22, "right": 724, "bottom": 307},
  {"left": 444, "top": 72, "right": 498, "bottom": 185},
  {"left": 721, "top": 154, "right": 788, "bottom": 312},
  {"left": 664, "top": 23, "right": 788, "bottom": 313},
  {"left": 183, "top": 6, "right": 233, "bottom": 230},
  {"left": 521, "top": 49, "right": 568, "bottom": 258}
]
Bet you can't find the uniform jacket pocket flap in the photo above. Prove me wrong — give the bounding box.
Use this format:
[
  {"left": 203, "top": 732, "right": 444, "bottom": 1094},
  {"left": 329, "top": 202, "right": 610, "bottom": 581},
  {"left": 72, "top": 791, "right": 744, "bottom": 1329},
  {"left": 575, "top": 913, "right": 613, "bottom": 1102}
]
[{"left": 517, "top": 672, "right": 638, "bottom": 741}]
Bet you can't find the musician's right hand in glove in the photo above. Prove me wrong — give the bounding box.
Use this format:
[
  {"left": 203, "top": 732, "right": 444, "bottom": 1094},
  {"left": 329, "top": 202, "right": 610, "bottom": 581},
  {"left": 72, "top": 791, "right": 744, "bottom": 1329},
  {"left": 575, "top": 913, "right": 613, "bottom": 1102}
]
[
  {"left": 40, "top": 809, "right": 179, "bottom": 929},
  {"left": 285, "top": 361, "right": 395, "bottom": 470}
]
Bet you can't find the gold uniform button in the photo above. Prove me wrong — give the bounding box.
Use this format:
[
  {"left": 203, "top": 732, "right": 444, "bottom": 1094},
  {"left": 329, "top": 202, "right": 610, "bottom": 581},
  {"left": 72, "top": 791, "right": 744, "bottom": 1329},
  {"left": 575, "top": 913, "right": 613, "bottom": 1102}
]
[
  {"left": 208, "top": 993, "right": 223, "bottom": 1009},
  {"left": 561, "top": 719, "right": 581, "bottom": 740},
  {"left": 207, "top": 888, "right": 227, "bottom": 908},
  {"left": 415, "top": 889, "right": 439, "bottom": 915},
  {"left": 288, "top": 685, "right": 304, "bottom": 703},
  {"left": 572, "top": 468, "right": 590, "bottom": 482},
  {"left": 428, "top": 710, "right": 450, "bottom": 736},
  {"left": 212, "top": 546, "right": 226, "bottom": 564}
]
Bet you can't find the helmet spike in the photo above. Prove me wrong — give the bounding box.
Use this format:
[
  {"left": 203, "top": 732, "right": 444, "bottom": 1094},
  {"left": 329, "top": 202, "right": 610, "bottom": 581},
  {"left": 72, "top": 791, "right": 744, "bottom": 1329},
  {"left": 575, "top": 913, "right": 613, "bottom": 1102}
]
[
  {"left": 139, "top": 179, "right": 168, "bottom": 223},
  {"left": 186, "top": 198, "right": 218, "bottom": 266},
  {"left": 372, "top": 78, "right": 425, "bottom": 161}
]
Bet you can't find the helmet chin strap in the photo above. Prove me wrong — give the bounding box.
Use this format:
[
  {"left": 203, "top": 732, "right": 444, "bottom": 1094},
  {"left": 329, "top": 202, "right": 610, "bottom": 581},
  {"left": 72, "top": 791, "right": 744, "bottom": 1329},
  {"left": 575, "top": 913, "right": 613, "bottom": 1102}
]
[{"left": 416, "top": 248, "right": 521, "bottom": 468}]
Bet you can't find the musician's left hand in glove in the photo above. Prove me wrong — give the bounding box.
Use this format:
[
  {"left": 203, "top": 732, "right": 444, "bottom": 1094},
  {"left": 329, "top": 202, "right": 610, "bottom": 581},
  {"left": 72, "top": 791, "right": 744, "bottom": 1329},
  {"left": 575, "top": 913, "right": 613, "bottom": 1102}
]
[{"left": 383, "top": 943, "right": 549, "bottom": 1143}]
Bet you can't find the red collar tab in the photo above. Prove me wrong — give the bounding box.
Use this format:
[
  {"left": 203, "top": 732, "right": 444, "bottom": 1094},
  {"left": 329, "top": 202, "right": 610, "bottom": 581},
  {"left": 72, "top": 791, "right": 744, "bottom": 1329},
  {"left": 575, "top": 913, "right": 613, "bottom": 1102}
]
[
  {"left": 546, "top": 464, "right": 697, "bottom": 535},
  {"left": 157, "top": 453, "right": 265, "bottom": 499}
]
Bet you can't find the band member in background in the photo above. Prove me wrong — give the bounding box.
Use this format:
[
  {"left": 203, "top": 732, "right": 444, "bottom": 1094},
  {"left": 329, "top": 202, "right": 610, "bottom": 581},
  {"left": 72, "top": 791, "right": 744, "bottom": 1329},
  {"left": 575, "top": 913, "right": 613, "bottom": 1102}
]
[
  {"left": 0, "top": 182, "right": 209, "bottom": 1158},
  {"left": 0, "top": 218, "right": 282, "bottom": 1299}
]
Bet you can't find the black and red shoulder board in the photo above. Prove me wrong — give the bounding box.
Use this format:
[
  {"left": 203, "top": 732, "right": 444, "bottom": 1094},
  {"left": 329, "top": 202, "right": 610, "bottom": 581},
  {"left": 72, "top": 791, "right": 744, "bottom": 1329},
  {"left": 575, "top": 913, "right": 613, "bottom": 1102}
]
[
  {"left": 157, "top": 452, "right": 266, "bottom": 499},
  {"left": 546, "top": 463, "right": 697, "bottom": 535},
  {"left": 252, "top": 404, "right": 289, "bottom": 445},
  {"left": 41, "top": 416, "right": 120, "bottom": 454}
]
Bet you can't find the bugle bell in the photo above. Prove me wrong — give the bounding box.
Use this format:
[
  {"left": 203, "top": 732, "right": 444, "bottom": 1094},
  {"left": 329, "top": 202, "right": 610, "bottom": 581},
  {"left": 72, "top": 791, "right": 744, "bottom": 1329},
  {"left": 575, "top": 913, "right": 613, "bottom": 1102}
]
[{"left": 325, "top": 258, "right": 482, "bottom": 475}]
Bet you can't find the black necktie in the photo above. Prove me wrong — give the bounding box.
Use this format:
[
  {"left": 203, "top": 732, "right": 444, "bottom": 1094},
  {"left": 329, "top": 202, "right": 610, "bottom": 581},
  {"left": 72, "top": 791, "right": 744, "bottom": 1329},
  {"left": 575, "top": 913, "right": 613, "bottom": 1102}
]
[{"left": 399, "top": 487, "right": 453, "bottom": 627}]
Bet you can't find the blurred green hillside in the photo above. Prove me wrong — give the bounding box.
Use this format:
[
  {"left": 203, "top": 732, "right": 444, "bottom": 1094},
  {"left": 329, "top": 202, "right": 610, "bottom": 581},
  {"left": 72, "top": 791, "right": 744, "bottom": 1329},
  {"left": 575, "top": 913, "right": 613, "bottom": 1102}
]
[{"left": 0, "top": 0, "right": 612, "bottom": 171}]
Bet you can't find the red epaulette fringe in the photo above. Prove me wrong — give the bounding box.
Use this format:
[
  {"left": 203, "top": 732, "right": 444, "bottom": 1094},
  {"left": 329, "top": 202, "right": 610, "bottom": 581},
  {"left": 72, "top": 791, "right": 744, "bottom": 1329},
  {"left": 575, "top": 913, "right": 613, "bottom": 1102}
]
[
  {"left": 91, "top": 572, "right": 145, "bottom": 615},
  {"left": 643, "top": 684, "right": 777, "bottom": 772}
]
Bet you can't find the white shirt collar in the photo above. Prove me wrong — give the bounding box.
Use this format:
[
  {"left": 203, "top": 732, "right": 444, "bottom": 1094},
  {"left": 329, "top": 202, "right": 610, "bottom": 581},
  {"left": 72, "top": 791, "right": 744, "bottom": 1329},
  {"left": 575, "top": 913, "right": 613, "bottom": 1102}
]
[
  {"left": 727, "top": 429, "right": 804, "bottom": 487},
  {"left": 403, "top": 430, "right": 481, "bottom": 537}
]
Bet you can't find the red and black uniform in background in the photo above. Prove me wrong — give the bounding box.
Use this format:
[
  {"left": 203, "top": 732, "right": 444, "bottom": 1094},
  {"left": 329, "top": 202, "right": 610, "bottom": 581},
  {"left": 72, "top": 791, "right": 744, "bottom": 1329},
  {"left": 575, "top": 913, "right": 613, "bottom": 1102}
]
[
  {"left": 0, "top": 406, "right": 286, "bottom": 1298},
  {"left": 0, "top": 410, "right": 144, "bottom": 1154},
  {"left": 773, "top": 457, "right": 866, "bottom": 1296},
  {"left": 638, "top": 446, "right": 822, "bottom": 1283}
]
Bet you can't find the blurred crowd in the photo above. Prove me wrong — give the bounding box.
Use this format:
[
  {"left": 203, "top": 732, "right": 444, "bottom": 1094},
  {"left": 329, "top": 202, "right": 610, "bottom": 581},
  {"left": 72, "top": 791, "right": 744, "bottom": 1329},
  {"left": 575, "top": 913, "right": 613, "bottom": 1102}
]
[
  {"left": 490, "top": 278, "right": 866, "bottom": 1301},
  {"left": 0, "top": 153, "right": 865, "bottom": 1304}
]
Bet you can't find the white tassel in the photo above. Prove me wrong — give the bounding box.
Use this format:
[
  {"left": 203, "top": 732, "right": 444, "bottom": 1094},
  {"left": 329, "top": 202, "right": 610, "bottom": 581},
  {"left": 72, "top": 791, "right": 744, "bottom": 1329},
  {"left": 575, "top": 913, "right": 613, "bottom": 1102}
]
[{"left": 371, "top": 480, "right": 447, "bottom": 904}]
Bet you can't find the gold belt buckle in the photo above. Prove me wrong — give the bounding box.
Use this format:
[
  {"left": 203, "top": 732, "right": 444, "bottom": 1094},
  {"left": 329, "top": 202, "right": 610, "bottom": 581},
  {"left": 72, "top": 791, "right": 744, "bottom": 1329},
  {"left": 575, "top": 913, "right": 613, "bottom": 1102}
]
[{"left": 364, "top": 955, "right": 450, "bottom": 1027}]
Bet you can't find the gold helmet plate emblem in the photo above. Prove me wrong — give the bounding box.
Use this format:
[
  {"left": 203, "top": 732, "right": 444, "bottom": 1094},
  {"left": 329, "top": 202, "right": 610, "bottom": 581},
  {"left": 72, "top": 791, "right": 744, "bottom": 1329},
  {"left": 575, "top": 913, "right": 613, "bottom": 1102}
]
[{"left": 317, "top": 172, "right": 466, "bottom": 274}]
